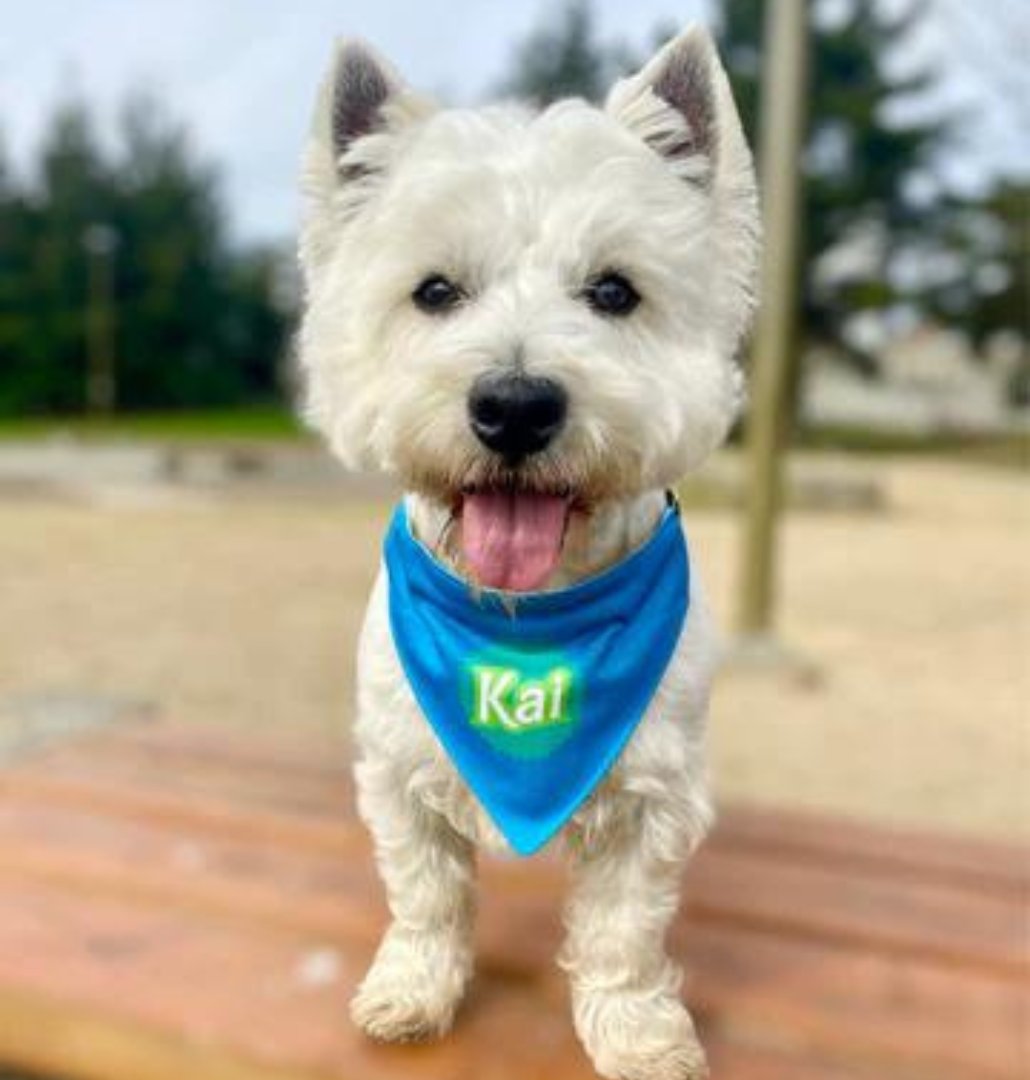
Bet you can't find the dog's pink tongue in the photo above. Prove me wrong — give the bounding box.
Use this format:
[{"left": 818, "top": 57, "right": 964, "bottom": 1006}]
[{"left": 461, "top": 491, "right": 569, "bottom": 592}]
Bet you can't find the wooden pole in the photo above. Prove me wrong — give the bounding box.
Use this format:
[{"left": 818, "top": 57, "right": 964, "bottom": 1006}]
[
  {"left": 737, "top": 0, "right": 809, "bottom": 637},
  {"left": 83, "top": 224, "right": 118, "bottom": 416}
]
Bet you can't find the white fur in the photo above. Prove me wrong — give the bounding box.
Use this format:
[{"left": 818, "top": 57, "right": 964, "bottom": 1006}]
[{"left": 298, "top": 25, "right": 759, "bottom": 1080}]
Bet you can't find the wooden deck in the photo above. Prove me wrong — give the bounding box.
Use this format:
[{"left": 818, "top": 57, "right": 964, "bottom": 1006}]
[{"left": 0, "top": 721, "right": 1025, "bottom": 1080}]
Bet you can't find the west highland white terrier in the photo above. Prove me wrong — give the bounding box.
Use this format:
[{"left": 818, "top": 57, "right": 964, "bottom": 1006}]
[{"left": 297, "top": 24, "right": 759, "bottom": 1080}]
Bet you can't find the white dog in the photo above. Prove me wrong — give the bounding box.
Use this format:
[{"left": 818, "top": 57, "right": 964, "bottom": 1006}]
[{"left": 297, "top": 24, "right": 758, "bottom": 1080}]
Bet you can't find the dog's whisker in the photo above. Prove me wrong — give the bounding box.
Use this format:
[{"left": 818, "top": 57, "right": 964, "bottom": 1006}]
[{"left": 434, "top": 511, "right": 457, "bottom": 555}]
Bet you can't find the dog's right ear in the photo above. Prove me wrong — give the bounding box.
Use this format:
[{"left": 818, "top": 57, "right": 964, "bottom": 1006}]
[
  {"left": 327, "top": 41, "right": 407, "bottom": 175},
  {"left": 300, "top": 40, "right": 433, "bottom": 279}
]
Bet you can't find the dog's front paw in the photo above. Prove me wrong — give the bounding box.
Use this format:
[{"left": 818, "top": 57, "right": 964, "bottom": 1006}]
[
  {"left": 350, "top": 924, "right": 472, "bottom": 1043},
  {"left": 573, "top": 988, "right": 708, "bottom": 1080}
]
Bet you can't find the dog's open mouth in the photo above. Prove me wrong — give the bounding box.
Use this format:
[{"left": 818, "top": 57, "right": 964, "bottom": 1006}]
[{"left": 458, "top": 486, "right": 573, "bottom": 592}]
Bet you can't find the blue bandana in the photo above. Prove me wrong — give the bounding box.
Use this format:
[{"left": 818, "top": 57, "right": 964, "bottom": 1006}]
[{"left": 383, "top": 500, "right": 690, "bottom": 856}]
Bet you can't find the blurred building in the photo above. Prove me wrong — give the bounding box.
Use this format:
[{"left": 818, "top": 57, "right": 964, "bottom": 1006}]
[{"left": 802, "top": 324, "right": 1029, "bottom": 437}]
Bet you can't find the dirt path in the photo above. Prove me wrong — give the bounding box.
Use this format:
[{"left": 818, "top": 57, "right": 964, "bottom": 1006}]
[{"left": 1, "top": 456, "right": 1026, "bottom": 838}]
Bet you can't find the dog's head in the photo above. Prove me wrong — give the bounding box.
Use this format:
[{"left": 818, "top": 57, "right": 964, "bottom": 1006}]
[{"left": 298, "top": 27, "right": 759, "bottom": 590}]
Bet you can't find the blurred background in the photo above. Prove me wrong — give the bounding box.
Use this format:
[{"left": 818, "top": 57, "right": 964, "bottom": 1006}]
[{"left": 0, "top": 0, "right": 1026, "bottom": 841}]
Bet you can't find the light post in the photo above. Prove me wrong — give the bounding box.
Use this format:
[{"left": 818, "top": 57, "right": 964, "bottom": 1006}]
[
  {"left": 737, "top": 0, "right": 809, "bottom": 642},
  {"left": 82, "top": 222, "right": 119, "bottom": 416}
]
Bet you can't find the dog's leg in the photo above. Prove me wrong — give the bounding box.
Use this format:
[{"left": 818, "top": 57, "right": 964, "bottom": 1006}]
[
  {"left": 561, "top": 797, "right": 707, "bottom": 1080},
  {"left": 350, "top": 760, "right": 476, "bottom": 1042}
]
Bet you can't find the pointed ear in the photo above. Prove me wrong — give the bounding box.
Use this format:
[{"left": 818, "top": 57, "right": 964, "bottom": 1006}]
[
  {"left": 606, "top": 26, "right": 732, "bottom": 188},
  {"left": 609, "top": 26, "right": 760, "bottom": 352},
  {"left": 328, "top": 41, "right": 404, "bottom": 175},
  {"left": 300, "top": 40, "right": 433, "bottom": 278}
]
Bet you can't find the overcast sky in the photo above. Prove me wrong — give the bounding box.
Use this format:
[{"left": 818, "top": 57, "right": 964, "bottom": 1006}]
[{"left": 3, "top": 0, "right": 1027, "bottom": 245}]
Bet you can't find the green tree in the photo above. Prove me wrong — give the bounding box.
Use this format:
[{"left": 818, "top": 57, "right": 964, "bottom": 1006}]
[
  {"left": 918, "top": 179, "right": 1030, "bottom": 403},
  {"left": 924, "top": 181, "right": 1029, "bottom": 346},
  {"left": 718, "top": 0, "right": 949, "bottom": 380},
  {"left": 0, "top": 135, "right": 42, "bottom": 413},
  {"left": 111, "top": 94, "right": 270, "bottom": 409},
  {"left": 969, "top": 182, "right": 1028, "bottom": 357},
  {"left": 3, "top": 102, "right": 114, "bottom": 412},
  {"left": 495, "top": 0, "right": 628, "bottom": 106},
  {"left": 0, "top": 94, "right": 290, "bottom": 416}
]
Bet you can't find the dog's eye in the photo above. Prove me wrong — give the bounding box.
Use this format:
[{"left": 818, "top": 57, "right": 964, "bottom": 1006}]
[
  {"left": 412, "top": 274, "right": 464, "bottom": 314},
  {"left": 583, "top": 272, "right": 641, "bottom": 317}
]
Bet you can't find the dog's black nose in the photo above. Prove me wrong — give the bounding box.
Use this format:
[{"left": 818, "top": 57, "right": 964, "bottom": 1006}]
[{"left": 468, "top": 373, "right": 568, "bottom": 463}]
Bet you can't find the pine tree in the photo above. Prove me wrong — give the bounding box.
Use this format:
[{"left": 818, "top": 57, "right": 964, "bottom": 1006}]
[
  {"left": 0, "top": 132, "right": 45, "bottom": 412},
  {"left": 495, "top": 0, "right": 626, "bottom": 106},
  {"left": 0, "top": 94, "right": 290, "bottom": 415},
  {"left": 717, "top": 0, "right": 949, "bottom": 379},
  {"left": 12, "top": 101, "right": 114, "bottom": 411},
  {"left": 919, "top": 179, "right": 1030, "bottom": 403},
  {"left": 113, "top": 93, "right": 249, "bottom": 409}
]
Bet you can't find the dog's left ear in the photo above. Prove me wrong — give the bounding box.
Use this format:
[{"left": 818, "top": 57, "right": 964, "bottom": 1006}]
[
  {"left": 608, "top": 26, "right": 760, "bottom": 351},
  {"left": 606, "top": 25, "right": 747, "bottom": 190},
  {"left": 300, "top": 39, "right": 434, "bottom": 280}
]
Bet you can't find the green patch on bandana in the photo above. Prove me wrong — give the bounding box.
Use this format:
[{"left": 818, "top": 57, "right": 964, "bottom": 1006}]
[{"left": 462, "top": 645, "right": 581, "bottom": 760}]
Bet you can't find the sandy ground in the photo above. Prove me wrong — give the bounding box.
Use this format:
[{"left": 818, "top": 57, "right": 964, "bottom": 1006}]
[{"left": 0, "top": 455, "right": 1026, "bottom": 839}]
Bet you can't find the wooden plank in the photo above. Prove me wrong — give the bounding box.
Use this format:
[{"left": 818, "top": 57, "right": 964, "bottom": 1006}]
[
  {"left": 8, "top": 770, "right": 1024, "bottom": 979},
  {"left": 0, "top": 877, "right": 596, "bottom": 1080},
  {"left": 0, "top": 800, "right": 1023, "bottom": 1079},
  {"left": 0, "top": 803, "right": 378, "bottom": 940},
  {"left": 0, "top": 879, "right": 364, "bottom": 1076},
  {"left": 4, "top": 785, "right": 1023, "bottom": 979},
  {"left": 0, "top": 772, "right": 361, "bottom": 856},
  {"left": 718, "top": 804, "right": 1030, "bottom": 898},
  {"left": 478, "top": 866, "right": 1026, "bottom": 1078},
  {"left": 27, "top": 724, "right": 1029, "bottom": 900},
  {"left": 3, "top": 769, "right": 1025, "bottom": 980},
  {"left": 705, "top": 1041, "right": 883, "bottom": 1080},
  {"left": 687, "top": 844, "right": 1027, "bottom": 976},
  {"left": 0, "top": 987, "right": 329, "bottom": 1080},
  {"left": 81, "top": 722, "right": 352, "bottom": 782},
  {"left": 682, "top": 924, "right": 1026, "bottom": 1079},
  {"left": 0, "top": 860, "right": 1022, "bottom": 1080},
  {"left": 0, "top": 982, "right": 884, "bottom": 1080},
  {"left": 2, "top": 723, "right": 1027, "bottom": 1080},
  {"left": 0, "top": 796, "right": 556, "bottom": 945},
  {"left": 33, "top": 722, "right": 354, "bottom": 795},
  {"left": 13, "top": 744, "right": 352, "bottom": 820}
]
